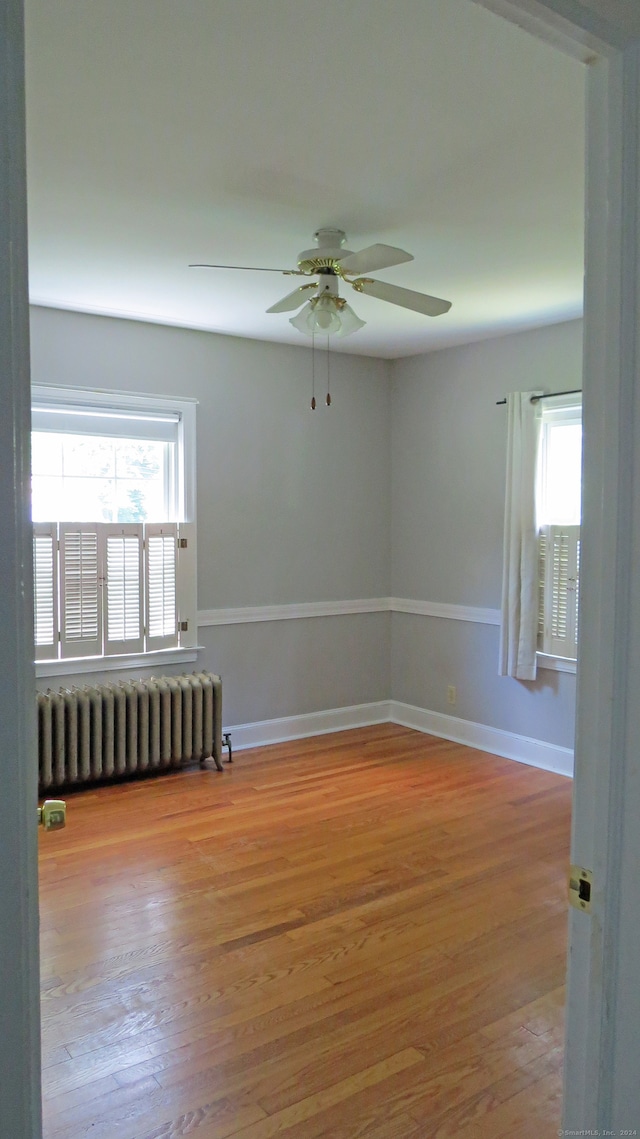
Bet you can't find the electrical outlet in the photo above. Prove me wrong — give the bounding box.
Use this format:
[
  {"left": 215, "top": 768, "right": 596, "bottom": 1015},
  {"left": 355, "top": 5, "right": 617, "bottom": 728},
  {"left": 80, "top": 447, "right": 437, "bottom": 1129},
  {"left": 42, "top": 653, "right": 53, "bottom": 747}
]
[{"left": 447, "top": 685, "right": 457, "bottom": 706}]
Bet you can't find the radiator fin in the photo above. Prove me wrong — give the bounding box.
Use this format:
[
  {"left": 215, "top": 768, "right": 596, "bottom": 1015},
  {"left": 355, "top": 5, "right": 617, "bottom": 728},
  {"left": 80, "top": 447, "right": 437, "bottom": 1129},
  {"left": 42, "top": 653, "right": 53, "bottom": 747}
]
[{"left": 38, "top": 671, "right": 222, "bottom": 790}]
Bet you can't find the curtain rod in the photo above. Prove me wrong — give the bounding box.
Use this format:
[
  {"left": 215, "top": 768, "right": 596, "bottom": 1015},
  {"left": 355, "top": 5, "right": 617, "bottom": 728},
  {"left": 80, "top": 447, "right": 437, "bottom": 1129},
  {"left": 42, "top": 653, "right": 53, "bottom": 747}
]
[{"left": 496, "top": 388, "right": 581, "bottom": 406}]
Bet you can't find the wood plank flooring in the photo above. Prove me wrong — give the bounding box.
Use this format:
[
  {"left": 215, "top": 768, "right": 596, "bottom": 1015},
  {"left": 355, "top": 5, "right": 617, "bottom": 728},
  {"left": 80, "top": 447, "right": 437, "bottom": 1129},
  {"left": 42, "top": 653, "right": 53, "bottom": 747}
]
[{"left": 38, "top": 724, "right": 571, "bottom": 1138}]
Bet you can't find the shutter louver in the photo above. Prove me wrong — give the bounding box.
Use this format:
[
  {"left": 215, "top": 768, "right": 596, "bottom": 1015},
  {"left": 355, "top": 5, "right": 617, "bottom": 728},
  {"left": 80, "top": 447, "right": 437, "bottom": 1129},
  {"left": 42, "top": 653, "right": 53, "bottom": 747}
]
[
  {"left": 35, "top": 520, "right": 190, "bottom": 662},
  {"left": 33, "top": 523, "right": 58, "bottom": 660},
  {"left": 550, "top": 530, "right": 570, "bottom": 640},
  {"left": 104, "top": 525, "right": 144, "bottom": 655},
  {"left": 60, "top": 525, "right": 102, "bottom": 658},
  {"left": 145, "top": 523, "right": 178, "bottom": 651},
  {"left": 575, "top": 537, "right": 580, "bottom": 645},
  {"left": 540, "top": 524, "right": 580, "bottom": 659},
  {"left": 537, "top": 531, "right": 547, "bottom": 647}
]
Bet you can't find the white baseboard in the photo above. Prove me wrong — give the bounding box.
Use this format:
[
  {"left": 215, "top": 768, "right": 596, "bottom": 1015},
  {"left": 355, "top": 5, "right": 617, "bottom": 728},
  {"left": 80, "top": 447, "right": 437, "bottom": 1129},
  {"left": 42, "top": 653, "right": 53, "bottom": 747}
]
[
  {"left": 224, "top": 699, "right": 574, "bottom": 777},
  {"left": 224, "top": 701, "right": 393, "bottom": 751},
  {"left": 389, "top": 701, "right": 574, "bottom": 777}
]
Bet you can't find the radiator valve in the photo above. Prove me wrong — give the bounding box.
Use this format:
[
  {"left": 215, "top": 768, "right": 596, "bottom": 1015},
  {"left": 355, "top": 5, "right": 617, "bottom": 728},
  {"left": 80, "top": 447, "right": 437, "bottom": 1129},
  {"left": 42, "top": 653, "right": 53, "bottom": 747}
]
[{"left": 38, "top": 800, "right": 66, "bottom": 831}]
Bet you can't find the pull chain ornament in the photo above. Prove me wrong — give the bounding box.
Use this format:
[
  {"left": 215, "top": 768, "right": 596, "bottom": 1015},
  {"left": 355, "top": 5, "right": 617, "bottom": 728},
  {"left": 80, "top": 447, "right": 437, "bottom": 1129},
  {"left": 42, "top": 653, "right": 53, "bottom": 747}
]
[{"left": 309, "top": 332, "right": 332, "bottom": 409}]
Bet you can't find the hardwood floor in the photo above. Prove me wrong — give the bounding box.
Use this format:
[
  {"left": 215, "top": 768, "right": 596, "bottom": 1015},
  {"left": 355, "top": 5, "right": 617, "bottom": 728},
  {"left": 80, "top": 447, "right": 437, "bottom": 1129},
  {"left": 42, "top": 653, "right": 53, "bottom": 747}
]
[{"left": 38, "top": 724, "right": 571, "bottom": 1138}]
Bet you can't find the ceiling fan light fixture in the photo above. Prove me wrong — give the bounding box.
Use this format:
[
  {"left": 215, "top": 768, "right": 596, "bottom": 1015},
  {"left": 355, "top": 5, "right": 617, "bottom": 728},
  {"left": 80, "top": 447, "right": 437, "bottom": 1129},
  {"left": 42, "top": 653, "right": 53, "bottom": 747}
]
[
  {"left": 308, "top": 294, "right": 342, "bottom": 334},
  {"left": 290, "top": 302, "right": 316, "bottom": 336},
  {"left": 332, "top": 302, "right": 366, "bottom": 338},
  {"left": 289, "top": 295, "right": 365, "bottom": 339}
]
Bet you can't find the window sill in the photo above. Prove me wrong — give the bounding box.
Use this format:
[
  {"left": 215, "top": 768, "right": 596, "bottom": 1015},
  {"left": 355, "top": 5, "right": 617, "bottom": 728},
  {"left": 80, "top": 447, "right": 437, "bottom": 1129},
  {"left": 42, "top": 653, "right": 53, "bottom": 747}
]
[
  {"left": 35, "top": 647, "right": 202, "bottom": 680},
  {"left": 537, "top": 652, "right": 577, "bottom": 674}
]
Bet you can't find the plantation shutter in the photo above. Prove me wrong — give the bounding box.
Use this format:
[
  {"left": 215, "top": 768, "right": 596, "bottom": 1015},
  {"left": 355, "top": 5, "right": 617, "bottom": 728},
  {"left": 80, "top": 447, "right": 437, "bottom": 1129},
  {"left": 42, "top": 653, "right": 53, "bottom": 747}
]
[
  {"left": 104, "top": 524, "right": 144, "bottom": 655},
  {"left": 145, "top": 523, "right": 178, "bottom": 651},
  {"left": 539, "top": 524, "right": 580, "bottom": 659},
  {"left": 33, "top": 523, "right": 59, "bottom": 661},
  {"left": 537, "top": 529, "right": 547, "bottom": 647},
  {"left": 176, "top": 522, "right": 197, "bottom": 649},
  {"left": 59, "top": 525, "right": 103, "bottom": 658},
  {"left": 35, "top": 519, "right": 194, "bottom": 662}
]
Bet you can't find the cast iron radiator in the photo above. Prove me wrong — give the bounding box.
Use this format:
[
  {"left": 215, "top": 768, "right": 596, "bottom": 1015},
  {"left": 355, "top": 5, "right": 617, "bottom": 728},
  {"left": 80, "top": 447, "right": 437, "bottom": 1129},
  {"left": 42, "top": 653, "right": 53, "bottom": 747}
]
[{"left": 37, "top": 671, "right": 224, "bottom": 791}]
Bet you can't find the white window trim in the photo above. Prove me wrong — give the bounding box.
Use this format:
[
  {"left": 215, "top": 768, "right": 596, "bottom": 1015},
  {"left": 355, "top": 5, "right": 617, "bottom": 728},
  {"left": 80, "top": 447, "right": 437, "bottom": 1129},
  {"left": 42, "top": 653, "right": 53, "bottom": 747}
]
[
  {"left": 536, "top": 651, "right": 577, "bottom": 674},
  {"left": 31, "top": 385, "right": 198, "bottom": 671},
  {"left": 536, "top": 394, "right": 582, "bottom": 668},
  {"left": 31, "top": 383, "right": 197, "bottom": 522},
  {"left": 35, "top": 647, "right": 201, "bottom": 680}
]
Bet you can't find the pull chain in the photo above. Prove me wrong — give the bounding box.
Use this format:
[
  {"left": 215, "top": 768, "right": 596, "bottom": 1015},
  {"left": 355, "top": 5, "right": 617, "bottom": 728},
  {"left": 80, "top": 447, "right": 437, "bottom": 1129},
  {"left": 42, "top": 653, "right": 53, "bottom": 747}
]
[
  {"left": 311, "top": 332, "right": 316, "bottom": 409},
  {"left": 326, "top": 335, "right": 331, "bottom": 406}
]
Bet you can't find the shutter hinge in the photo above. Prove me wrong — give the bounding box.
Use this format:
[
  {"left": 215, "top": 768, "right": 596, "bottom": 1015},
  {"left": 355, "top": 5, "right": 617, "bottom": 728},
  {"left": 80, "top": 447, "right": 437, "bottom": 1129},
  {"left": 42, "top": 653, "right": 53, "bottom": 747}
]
[
  {"left": 178, "top": 538, "right": 188, "bottom": 549},
  {"left": 179, "top": 620, "right": 189, "bottom": 632}
]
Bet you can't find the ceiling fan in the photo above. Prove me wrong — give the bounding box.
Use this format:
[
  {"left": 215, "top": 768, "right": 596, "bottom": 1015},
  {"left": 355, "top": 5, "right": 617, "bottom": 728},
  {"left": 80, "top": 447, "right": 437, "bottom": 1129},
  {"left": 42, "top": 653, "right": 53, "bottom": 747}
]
[{"left": 190, "top": 228, "right": 452, "bottom": 339}]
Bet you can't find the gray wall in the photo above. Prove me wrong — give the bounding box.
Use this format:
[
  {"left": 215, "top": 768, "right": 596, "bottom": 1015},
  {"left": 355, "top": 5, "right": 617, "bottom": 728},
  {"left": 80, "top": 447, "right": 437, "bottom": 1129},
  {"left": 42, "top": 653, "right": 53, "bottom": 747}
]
[
  {"left": 197, "top": 614, "right": 389, "bottom": 727},
  {"left": 30, "top": 306, "right": 392, "bottom": 724},
  {"left": 30, "top": 306, "right": 580, "bottom": 750},
  {"left": 390, "top": 319, "right": 582, "bottom": 748}
]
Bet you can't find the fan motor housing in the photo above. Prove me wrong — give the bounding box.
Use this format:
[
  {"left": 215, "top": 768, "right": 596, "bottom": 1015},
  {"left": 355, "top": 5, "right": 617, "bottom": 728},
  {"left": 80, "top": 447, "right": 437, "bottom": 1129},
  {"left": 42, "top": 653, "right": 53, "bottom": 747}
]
[{"left": 297, "top": 228, "right": 353, "bottom": 275}]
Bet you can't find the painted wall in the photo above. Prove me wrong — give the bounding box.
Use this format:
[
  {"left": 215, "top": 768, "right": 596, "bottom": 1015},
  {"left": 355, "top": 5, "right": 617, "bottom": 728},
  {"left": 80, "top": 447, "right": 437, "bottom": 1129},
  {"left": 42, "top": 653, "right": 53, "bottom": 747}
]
[
  {"left": 390, "top": 319, "right": 582, "bottom": 749},
  {"left": 30, "top": 306, "right": 392, "bottom": 725},
  {"left": 30, "top": 306, "right": 581, "bottom": 753}
]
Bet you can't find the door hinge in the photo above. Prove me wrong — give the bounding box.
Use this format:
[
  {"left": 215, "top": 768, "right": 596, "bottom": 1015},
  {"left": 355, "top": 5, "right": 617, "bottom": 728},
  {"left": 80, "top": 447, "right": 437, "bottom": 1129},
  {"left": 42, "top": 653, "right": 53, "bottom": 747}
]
[
  {"left": 178, "top": 538, "right": 188, "bottom": 549},
  {"left": 179, "top": 620, "right": 189, "bottom": 632},
  {"left": 569, "top": 865, "right": 593, "bottom": 913}
]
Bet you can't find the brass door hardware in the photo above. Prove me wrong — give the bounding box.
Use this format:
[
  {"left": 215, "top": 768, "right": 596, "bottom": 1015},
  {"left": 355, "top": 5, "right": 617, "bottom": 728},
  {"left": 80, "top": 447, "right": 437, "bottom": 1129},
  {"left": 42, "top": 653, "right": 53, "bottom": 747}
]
[
  {"left": 569, "top": 865, "right": 593, "bottom": 913},
  {"left": 38, "top": 800, "right": 66, "bottom": 831}
]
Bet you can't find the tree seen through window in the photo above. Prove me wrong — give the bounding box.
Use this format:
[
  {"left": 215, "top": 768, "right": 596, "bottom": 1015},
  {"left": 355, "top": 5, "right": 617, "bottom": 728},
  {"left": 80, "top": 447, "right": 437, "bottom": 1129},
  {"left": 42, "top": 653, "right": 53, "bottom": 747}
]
[{"left": 31, "top": 433, "right": 171, "bottom": 523}]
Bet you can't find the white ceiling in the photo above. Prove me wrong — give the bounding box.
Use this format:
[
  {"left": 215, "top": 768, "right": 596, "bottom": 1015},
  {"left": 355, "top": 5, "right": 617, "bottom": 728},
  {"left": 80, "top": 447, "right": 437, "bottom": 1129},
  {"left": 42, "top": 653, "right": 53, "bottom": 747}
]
[{"left": 24, "top": 0, "right": 586, "bottom": 359}]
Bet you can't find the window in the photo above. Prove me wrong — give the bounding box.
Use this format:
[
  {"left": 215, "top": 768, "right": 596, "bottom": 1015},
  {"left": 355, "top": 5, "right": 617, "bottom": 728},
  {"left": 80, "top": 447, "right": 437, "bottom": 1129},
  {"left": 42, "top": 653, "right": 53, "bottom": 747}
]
[
  {"left": 31, "top": 386, "right": 197, "bottom": 665},
  {"left": 536, "top": 395, "right": 582, "bottom": 662}
]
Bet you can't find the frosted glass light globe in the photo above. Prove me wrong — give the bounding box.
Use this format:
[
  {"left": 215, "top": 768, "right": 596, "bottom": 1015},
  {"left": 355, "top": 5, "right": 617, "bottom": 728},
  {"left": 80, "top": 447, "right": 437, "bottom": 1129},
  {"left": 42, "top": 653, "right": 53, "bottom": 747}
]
[{"left": 308, "top": 296, "right": 342, "bottom": 335}]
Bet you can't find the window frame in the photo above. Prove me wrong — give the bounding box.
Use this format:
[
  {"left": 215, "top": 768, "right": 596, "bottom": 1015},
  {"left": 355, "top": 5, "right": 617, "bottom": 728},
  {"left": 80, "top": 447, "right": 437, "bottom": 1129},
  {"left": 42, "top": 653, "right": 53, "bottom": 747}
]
[
  {"left": 32, "top": 385, "right": 198, "bottom": 677},
  {"left": 536, "top": 393, "right": 582, "bottom": 672},
  {"left": 31, "top": 384, "right": 197, "bottom": 523}
]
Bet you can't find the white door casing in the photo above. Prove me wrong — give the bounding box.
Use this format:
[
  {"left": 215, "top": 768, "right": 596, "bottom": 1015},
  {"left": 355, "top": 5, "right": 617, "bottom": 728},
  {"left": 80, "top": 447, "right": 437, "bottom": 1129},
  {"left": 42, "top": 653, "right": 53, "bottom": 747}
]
[
  {"left": 3, "top": 1, "right": 640, "bottom": 1136},
  {"left": 0, "top": 1, "right": 42, "bottom": 1135},
  {"left": 478, "top": 0, "right": 640, "bottom": 1131},
  {"left": 566, "top": 41, "right": 640, "bottom": 1130}
]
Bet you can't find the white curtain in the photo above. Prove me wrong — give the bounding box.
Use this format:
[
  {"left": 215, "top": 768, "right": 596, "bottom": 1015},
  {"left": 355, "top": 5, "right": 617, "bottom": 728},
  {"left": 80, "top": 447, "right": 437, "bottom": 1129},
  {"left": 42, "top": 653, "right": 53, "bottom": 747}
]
[{"left": 499, "top": 391, "right": 542, "bottom": 680}]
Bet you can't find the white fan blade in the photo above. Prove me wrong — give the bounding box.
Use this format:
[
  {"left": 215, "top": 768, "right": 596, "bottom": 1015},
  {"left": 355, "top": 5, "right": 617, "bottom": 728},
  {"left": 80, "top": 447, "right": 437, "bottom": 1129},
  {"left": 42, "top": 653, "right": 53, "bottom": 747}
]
[
  {"left": 354, "top": 278, "right": 451, "bottom": 317},
  {"left": 266, "top": 286, "right": 314, "bottom": 313},
  {"left": 339, "top": 244, "right": 414, "bottom": 275}
]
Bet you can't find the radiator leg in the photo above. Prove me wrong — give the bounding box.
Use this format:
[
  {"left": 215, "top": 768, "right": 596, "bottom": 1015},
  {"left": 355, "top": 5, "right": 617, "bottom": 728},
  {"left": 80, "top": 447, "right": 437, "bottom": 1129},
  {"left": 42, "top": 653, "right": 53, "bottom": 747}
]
[
  {"left": 201, "top": 752, "right": 224, "bottom": 772},
  {"left": 223, "top": 732, "right": 233, "bottom": 763}
]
